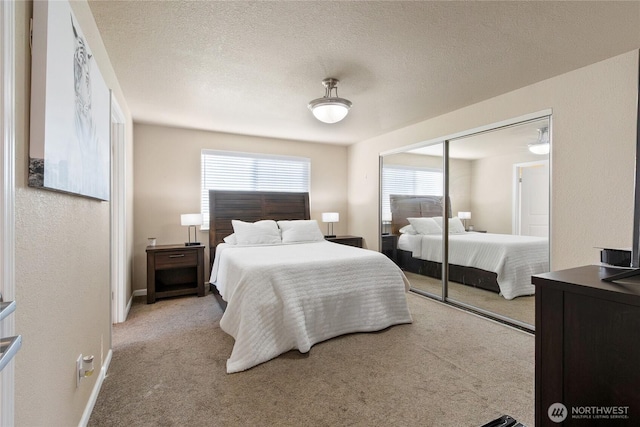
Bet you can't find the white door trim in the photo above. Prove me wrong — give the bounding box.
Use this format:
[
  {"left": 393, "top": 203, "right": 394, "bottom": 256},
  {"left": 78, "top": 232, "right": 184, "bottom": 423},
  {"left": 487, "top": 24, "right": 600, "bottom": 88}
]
[
  {"left": 0, "top": 0, "right": 17, "bottom": 424},
  {"left": 110, "top": 93, "right": 127, "bottom": 323}
]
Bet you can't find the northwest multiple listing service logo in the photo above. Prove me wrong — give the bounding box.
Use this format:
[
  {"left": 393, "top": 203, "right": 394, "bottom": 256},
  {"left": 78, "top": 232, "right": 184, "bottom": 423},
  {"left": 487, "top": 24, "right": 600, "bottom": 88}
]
[
  {"left": 548, "top": 403, "right": 568, "bottom": 423},
  {"left": 548, "top": 403, "right": 631, "bottom": 423}
]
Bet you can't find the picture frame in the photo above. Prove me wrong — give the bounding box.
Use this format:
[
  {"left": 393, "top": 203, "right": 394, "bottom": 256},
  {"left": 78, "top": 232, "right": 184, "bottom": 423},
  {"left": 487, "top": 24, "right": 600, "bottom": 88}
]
[{"left": 29, "top": 0, "right": 110, "bottom": 201}]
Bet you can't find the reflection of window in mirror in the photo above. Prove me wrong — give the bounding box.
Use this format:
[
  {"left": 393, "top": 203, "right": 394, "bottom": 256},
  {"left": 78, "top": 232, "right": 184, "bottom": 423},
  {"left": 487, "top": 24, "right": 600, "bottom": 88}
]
[{"left": 381, "top": 165, "right": 443, "bottom": 221}]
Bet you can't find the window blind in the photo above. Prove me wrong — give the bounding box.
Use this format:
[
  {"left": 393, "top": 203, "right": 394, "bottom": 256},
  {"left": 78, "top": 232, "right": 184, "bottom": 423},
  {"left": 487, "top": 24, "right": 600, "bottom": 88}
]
[
  {"left": 201, "top": 150, "right": 310, "bottom": 228},
  {"left": 381, "top": 165, "right": 443, "bottom": 219}
]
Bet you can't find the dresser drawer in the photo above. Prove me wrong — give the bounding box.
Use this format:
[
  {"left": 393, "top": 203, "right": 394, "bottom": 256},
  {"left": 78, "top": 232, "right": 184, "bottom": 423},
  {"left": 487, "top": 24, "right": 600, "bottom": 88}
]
[{"left": 154, "top": 250, "right": 198, "bottom": 269}]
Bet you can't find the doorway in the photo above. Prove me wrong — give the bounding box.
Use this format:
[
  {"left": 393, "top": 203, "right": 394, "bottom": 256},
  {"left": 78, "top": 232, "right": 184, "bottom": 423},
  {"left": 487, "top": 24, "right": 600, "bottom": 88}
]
[
  {"left": 1, "top": 0, "right": 17, "bottom": 423},
  {"left": 110, "top": 93, "right": 127, "bottom": 323}
]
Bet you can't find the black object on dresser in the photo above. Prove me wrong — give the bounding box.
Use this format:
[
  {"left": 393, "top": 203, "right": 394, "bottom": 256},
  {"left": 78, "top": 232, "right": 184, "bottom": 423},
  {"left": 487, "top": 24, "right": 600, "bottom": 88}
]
[
  {"left": 325, "top": 235, "right": 363, "bottom": 248},
  {"left": 532, "top": 265, "right": 640, "bottom": 426},
  {"left": 146, "top": 244, "right": 205, "bottom": 304}
]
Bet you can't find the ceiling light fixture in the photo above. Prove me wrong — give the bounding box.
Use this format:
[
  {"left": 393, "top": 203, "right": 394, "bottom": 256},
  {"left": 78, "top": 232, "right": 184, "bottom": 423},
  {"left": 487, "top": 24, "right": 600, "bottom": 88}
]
[
  {"left": 528, "top": 127, "right": 550, "bottom": 155},
  {"left": 308, "top": 78, "right": 352, "bottom": 124}
]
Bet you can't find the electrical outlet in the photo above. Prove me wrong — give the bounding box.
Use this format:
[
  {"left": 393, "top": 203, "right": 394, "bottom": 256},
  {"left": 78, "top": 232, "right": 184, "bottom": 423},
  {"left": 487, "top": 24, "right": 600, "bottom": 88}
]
[{"left": 76, "top": 354, "right": 82, "bottom": 388}]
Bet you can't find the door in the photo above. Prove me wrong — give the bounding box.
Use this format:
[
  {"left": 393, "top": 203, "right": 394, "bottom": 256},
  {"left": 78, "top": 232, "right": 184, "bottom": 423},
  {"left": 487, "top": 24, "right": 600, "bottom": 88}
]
[{"left": 517, "top": 161, "right": 549, "bottom": 237}]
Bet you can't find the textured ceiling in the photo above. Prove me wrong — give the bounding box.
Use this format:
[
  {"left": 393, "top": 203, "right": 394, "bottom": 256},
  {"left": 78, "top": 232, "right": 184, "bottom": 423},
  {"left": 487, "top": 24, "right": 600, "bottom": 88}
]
[{"left": 87, "top": 1, "right": 640, "bottom": 145}]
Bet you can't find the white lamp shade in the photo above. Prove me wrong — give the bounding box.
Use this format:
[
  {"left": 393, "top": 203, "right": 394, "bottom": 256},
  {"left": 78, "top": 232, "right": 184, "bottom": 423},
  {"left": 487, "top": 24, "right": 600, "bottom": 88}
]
[
  {"left": 322, "top": 212, "right": 339, "bottom": 223},
  {"left": 458, "top": 211, "right": 471, "bottom": 220},
  {"left": 311, "top": 103, "right": 350, "bottom": 124},
  {"left": 382, "top": 212, "right": 392, "bottom": 222},
  {"left": 181, "top": 213, "right": 203, "bottom": 226}
]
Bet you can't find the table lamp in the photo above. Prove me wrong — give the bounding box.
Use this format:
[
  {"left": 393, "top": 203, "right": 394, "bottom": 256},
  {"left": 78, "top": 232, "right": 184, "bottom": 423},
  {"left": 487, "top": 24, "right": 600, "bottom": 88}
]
[
  {"left": 322, "top": 212, "right": 339, "bottom": 238},
  {"left": 181, "top": 213, "right": 203, "bottom": 246}
]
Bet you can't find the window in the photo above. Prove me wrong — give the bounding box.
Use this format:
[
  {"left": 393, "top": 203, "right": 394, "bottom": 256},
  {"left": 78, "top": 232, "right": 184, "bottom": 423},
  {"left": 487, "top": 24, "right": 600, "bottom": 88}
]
[
  {"left": 381, "top": 165, "right": 443, "bottom": 219},
  {"left": 201, "top": 150, "right": 310, "bottom": 228}
]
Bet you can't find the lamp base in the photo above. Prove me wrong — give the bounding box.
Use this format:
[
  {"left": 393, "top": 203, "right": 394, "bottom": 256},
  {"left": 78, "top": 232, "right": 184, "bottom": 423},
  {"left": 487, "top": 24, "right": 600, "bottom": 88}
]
[
  {"left": 324, "top": 235, "right": 336, "bottom": 238},
  {"left": 185, "top": 242, "right": 201, "bottom": 246}
]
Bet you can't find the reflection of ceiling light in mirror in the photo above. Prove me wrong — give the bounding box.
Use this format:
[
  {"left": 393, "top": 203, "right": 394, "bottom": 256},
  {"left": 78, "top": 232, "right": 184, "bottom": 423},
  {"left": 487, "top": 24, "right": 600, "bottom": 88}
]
[{"left": 528, "top": 127, "right": 550, "bottom": 155}]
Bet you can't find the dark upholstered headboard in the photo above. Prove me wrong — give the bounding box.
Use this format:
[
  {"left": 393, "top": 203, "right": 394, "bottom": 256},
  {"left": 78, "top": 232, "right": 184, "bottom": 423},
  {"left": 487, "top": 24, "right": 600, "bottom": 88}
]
[
  {"left": 208, "top": 190, "right": 310, "bottom": 267},
  {"left": 389, "top": 195, "right": 451, "bottom": 235}
]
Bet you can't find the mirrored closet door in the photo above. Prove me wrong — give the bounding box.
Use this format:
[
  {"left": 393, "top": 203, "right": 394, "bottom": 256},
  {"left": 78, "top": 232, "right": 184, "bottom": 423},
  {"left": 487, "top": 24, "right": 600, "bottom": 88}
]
[{"left": 380, "top": 116, "right": 551, "bottom": 330}]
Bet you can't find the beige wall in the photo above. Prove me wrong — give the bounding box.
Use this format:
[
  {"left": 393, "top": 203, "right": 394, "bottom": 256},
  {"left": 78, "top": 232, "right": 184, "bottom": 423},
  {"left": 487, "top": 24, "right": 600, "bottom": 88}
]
[
  {"left": 13, "top": 1, "right": 133, "bottom": 425},
  {"left": 349, "top": 50, "right": 639, "bottom": 270},
  {"left": 133, "top": 123, "right": 348, "bottom": 291},
  {"left": 470, "top": 152, "right": 547, "bottom": 234}
]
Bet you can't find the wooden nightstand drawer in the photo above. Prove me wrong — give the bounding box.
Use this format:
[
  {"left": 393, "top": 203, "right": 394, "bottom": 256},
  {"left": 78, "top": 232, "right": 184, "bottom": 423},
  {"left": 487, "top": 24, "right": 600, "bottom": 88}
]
[
  {"left": 154, "top": 250, "right": 197, "bottom": 269},
  {"left": 146, "top": 244, "right": 205, "bottom": 304}
]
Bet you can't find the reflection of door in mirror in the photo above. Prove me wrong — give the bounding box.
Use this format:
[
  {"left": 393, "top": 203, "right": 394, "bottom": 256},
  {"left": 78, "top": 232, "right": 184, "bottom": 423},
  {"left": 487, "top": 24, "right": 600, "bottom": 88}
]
[
  {"left": 380, "top": 117, "right": 550, "bottom": 330},
  {"left": 515, "top": 161, "right": 549, "bottom": 237}
]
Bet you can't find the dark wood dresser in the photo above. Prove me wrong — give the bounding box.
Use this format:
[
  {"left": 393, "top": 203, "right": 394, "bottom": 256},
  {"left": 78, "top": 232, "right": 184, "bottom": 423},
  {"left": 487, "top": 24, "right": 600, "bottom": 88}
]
[
  {"left": 532, "top": 265, "right": 640, "bottom": 426},
  {"left": 146, "top": 244, "right": 205, "bottom": 303}
]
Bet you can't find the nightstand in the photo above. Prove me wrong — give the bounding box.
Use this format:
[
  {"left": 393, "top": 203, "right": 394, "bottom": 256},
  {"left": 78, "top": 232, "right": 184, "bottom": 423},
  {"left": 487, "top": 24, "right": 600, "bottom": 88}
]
[
  {"left": 381, "top": 234, "right": 399, "bottom": 264},
  {"left": 146, "top": 244, "right": 205, "bottom": 304},
  {"left": 325, "top": 235, "right": 363, "bottom": 248}
]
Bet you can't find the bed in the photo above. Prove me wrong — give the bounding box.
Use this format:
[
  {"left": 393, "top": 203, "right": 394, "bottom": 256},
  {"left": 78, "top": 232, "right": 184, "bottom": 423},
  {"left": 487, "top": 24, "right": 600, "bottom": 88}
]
[
  {"left": 208, "top": 190, "right": 413, "bottom": 373},
  {"left": 390, "top": 194, "right": 548, "bottom": 300}
]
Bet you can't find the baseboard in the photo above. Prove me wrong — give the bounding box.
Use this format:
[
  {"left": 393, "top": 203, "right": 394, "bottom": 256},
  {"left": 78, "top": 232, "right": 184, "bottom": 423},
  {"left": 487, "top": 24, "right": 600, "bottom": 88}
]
[
  {"left": 78, "top": 348, "right": 112, "bottom": 427},
  {"left": 132, "top": 289, "right": 147, "bottom": 297}
]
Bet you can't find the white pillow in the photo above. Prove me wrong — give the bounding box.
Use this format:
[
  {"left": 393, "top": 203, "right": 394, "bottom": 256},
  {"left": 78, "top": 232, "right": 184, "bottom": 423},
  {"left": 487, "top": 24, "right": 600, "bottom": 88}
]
[
  {"left": 277, "top": 220, "right": 325, "bottom": 243},
  {"left": 407, "top": 217, "right": 442, "bottom": 235},
  {"left": 430, "top": 216, "right": 466, "bottom": 234},
  {"left": 223, "top": 233, "right": 237, "bottom": 244},
  {"left": 449, "top": 217, "right": 466, "bottom": 234},
  {"left": 231, "top": 220, "right": 282, "bottom": 245},
  {"left": 399, "top": 224, "right": 417, "bottom": 235}
]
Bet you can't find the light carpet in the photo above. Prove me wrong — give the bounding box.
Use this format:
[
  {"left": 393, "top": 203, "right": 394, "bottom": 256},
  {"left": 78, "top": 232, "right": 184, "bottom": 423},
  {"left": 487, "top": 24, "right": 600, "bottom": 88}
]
[{"left": 88, "top": 291, "right": 534, "bottom": 426}]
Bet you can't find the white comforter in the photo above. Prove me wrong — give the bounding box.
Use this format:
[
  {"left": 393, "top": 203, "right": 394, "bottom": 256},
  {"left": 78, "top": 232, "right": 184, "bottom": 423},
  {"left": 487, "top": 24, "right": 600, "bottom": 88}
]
[
  {"left": 210, "top": 241, "right": 412, "bottom": 373},
  {"left": 403, "top": 232, "right": 548, "bottom": 300}
]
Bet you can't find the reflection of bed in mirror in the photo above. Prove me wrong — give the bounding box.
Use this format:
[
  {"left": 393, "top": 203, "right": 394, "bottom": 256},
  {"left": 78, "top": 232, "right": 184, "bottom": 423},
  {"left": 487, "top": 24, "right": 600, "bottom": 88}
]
[{"left": 390, "top": 194, "right": 548, "bottom": 300}]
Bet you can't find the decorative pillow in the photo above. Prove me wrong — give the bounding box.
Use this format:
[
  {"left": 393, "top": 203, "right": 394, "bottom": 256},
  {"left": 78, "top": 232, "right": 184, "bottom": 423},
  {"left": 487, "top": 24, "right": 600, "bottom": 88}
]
[
  {"left": 407, "top": 217, "right": 442, "bottom": 235},
  {"left": 399, "top": 224, "right": 417, "bottom": 235},
  {"left": 430, "top": 216, "right": 466, "bottom": 233},
  {"left": 449, "top": 217, "right": 466, "bottom": 234},
  {"left": 223, "top": 233, "right": 237, "bottom": 244},
  {"left": 231, "top": 219, "right": 282, "bottom": 245},
  {"left": 277, "top": 220, "right": 325, "bottom": 243}
]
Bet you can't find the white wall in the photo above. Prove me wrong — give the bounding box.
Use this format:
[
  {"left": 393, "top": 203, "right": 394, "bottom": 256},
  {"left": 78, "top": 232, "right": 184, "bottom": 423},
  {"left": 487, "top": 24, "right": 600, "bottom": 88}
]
[
  {"left": 349, "top": 50, "right": 639, "bottom": 270},
  {"left": 132, "top": 123, "right": 348, "bottom": 291},
  {"left": 13, "top": 1, "right": 134, "bottom": 425}
]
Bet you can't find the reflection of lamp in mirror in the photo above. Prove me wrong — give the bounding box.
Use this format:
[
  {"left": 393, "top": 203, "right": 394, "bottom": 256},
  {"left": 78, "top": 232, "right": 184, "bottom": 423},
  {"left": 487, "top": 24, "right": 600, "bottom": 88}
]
[
  {"left": 181, "top": 213, "right": 203, "bottom": 246},
  {"left": 382, "top": 212, "right": 392, "bottom": 235},
  {"left": 322, "top": 212, "right": 339, "bottom": 238},
  {"left": 458, "top": 211, "right": 471, "bottom": 230}
]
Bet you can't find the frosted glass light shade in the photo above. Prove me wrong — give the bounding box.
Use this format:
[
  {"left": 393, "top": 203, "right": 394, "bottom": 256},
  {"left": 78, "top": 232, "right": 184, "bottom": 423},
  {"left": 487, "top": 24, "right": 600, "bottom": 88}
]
[
  {"left": 181, "top": 213, "right": 203, "bottom": 226},
  {"left": 458, "top": 212, "right": 471, "bottom": 220},
  {"left": 528, "top": 143, "right": 550, "bottom": 155},
  {"left": 310, "top": 102, "right": 350, "bottom": 124},
  {"left": 322, "top": 212, "right": 339, "bottom": 223}
]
